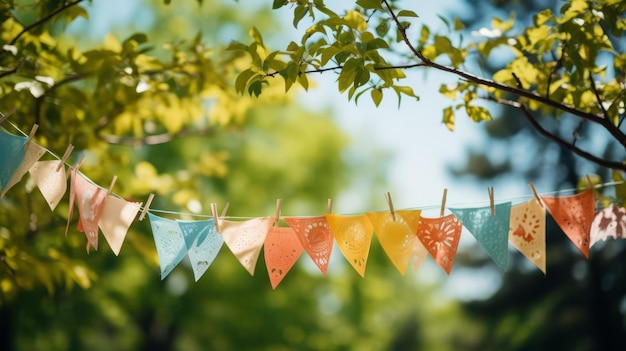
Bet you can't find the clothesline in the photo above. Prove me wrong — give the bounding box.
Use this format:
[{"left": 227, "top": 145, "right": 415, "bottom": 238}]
[{"left": 3, "top": 120, "right": 622, "bottom": 220}]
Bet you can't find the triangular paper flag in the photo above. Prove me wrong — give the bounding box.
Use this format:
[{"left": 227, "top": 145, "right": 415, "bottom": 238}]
[
  {"left": 98, "top": 195, "right": 141, "bottom": 255},
  {"left": 0, "top": 129, "right": 27, "bottom": 192},
  {"left": 365, "top": 211, "right": 419, "bottom": 275},
  {"left": 325, "top": 214, "right": 373, "bottom": 277},
  {"left": 28, "top": 160, "right": 67, "bottom": 210},
  {"left": 220, "top": 217, "right": 272, "bottom": 276},
  {"left": 148, "top": 212, "right": 188, "bottom": 280},
  {"left": 396, "top": 209, "right": 428, "bottom": 273},
  {"left": 542, "top": 189, "right": 594, "bottom": 258},
  {"left": 73, "top": 172, "right": 107, "bottom": 252},
  {"left": 590, "top": 204, "right": 626, "bottom": 247},
  {"left": 416, "top": 214, "right": 462, "bottom": 275},
  {"left": 264, "top": 225, "right": 304, "bottom": 289},
  {"left": 450, "top": 202, "right": 512, "bottom": 270},
  {"left": 508, "top": 199, "right": 546, "bottom": 274},
  {"left": 2, "top": 141, "right": 46, "bottom": 197},
  {"left": 177, "top": 219, "right": 223, "bottom": 282},
  {"left": 284, "top": 216, "right": 334, "bottom": 276}
]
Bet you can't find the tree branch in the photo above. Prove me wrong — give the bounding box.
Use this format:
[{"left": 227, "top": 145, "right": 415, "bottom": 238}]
[
  {"left": 8, "top": 0, "right": 86, "bottom": 46},
  {"left": 494, "top": 97, "right": 626, "bottom": 171},
  {"left": 381, "top": 0, "right": 626, "bottom": 151}
]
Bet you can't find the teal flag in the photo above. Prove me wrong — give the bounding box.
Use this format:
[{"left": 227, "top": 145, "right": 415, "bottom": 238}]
[
  {"left": 177, "top": 219, "right": 224, "bottom": 281},
  {"left": 0, "top": 129, "right": 27, "bottom": 191},
  {"left": 148, "top": 212, "right": 188, "bottom": 280},
  {"left": 449, "top": 202, "right": 512, "bottom": 270}
]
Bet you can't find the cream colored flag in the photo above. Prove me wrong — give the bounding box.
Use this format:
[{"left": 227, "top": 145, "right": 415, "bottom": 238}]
[
  {"left": 509, "top": 199, "right": 546, "bottom": 274},
  {"left": 2, "top": 142, "right": 46, "bottom": 197},
  {"left": 98, "top": 195, "right": 141, "bottom": 255},
  {"left": 28, "top": 160, "right": 67, "bottom": 211}
]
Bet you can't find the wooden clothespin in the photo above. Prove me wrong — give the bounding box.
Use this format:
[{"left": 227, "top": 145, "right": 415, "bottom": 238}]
[
  {"left": 385, "top": 192, "right": 396, "bottom": 221},
  {"left": 138, "top": 193, "right": 154, "bottom": 221},
  {"left": 56, "top": 144, "right": 74, "bottom": 172},
  {"left": 220, "top": 202, "right": 230, "bottom": 218},
  {"left": 274, "top": 198, "right": 282, "bottom": 227},
  {"left": 25, "top": 123, "right": 38, "bottom": 148},
  {"left": 440, "top": 188, "right": 448, "bottom": 217},
  {"left": 71, "top": 153, "right": 86, "bottom": 172},
  {"left": 0, "top": 108, "right": 16, "bottom": 124},
  {"left": 211, "top": 203, "right": 220, "bottom": 232},
  {"left": 327, "top": 198, "right": 333, "bottom": 214},
  {"left": 107, "top": 175, "right": 118, "bottom": 195},
  {"left": 528, "top": 183, "right": 543, "bottom": 207},
  {"left": 488, "top": 186, "right": 495, "bottom": 216}
]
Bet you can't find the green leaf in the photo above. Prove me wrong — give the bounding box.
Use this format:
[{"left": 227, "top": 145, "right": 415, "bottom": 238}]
[
  {"left": 465, "top": 105, "right": 493, "bottom": 122},
  {"left": 356, "top": 0, "right": 384, "bottom": 10},
  {"left": 442, "top": 106, "right": 455, "bottom": 131},
  {"left": 397, "top": 10, "right": 419, "bottom": 18},
  {"left": 293, "top": 5, "right": 308, "bottom": 28},
  {"left": 371, "top": 88, "right": 383, "bottom": 106},
  {"left": 614, "top": 171, "right": 626, "bottom": 206},
  {"left": 272, "top": 0, "right": 287, "bottom": 9},
  {"left": 226, "top": 40, "right": 248, "bottom": 52},
  {"left": 234, "top": 68, "right": 258, "bottom": 94}
]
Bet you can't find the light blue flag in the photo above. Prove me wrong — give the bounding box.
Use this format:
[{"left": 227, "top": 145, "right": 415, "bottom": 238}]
[
  {"left": 177, "top": 219, "right": 224, "bottom": 282},
  {"left": 449, "top": 202, "right": 512, "bottom": 270},
  {"left": 148, "top": 212, "right": 188, "bottom": 280},
  {"left": 0, "top": 129, "right": 27, "bottom": 192}
]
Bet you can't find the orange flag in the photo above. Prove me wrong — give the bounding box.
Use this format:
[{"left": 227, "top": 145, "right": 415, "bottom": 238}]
[
  {"left": 542, "top": 189, "right": 594, "bottom": 258},
  {"left": 508, "top": 199, "right": 546, "bottom": 274},
  {"left": 284, "top": 216, "right": 334, "bottom": 276},
  {"left": 220, "top": 217, "right": 273, "bottom": 276},
  {"left": 325, "top": 214, "right": 373, "bottom": 277},
  {"left": 73, "top": 171, "right": 107, "bottom": 253},
  {"left": 366, "top": 210, "right": 422, "bottom": 275},
  {"left": 264, "top": 225, "right": 304, "bottom": 289},
  {"left": 416, "top": 214, "right": 462, "bottom": 275}
]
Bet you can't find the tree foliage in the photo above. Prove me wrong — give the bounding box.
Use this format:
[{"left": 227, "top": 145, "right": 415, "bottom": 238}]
[{"left": 233, "top": 0, "right": 626, "bottom": 172}]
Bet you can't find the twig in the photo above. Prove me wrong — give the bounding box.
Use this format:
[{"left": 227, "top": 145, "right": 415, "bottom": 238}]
[
  {"left": 589, "top": 71, "right": 609, "bottom": 119},
  {"left": 495, "top": 97, "right": 626, "bottom": 171},
  {"left": 8, "top": 0, "right": 86, "bottom": 46}
]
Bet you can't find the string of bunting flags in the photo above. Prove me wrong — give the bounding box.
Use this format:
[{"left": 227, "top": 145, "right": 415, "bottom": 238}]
[{"left": 1, "top": 121, "right": 625, "bottom": 289}]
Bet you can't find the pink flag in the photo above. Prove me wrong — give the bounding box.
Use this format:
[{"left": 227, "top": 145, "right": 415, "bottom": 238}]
[{"left": 69, "top": 170, "right": 107, "bottom": 252}]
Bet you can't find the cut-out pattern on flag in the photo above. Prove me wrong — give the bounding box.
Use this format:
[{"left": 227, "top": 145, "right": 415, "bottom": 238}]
[
  {"left": 542, "top": 189, "right": 594, "bottom": 258},
  {"left": 2, "top": 141, "right": 46, "bottom": 197},
  {"left": 264, "top": 225, "right": 304, "bottom": 289},
  {"left": 28, "top": 160, "right": 67, "bottom": 210},
  {"left": 74, "top": 172, "right": 107, "bottom": 252},
  {"left": 284, "top": 216, "right": 334, "bottom": 276},
  {"left": 325, "top": 214, "right": 373, "bottom": 277},
  {"left": 396, "top": 210, "right": 428, "bottom": 273},
  {"left": 98, "top": 195, "right": 141, "bottom": 256},
  {"left": 508, "top": 199, "right": 546, "bottom": 274},
  {"left": 148, "top": 212, "right": 188, "bottom": 280},
  {"left": 416, "top": 214, "right": 462, "bottom": 275},
  {"left": 177, "top": 219, "right": 223, "bottom": 282},
  {"left": 0, "top": 129, "right": 27, "bottom": 192},
  {"left": 366, "top": 211, "right": 419, "bottom": 275},
  {"left": 450, "top": 202, "right": 512, "bottom": 270},
  {"left": 221, "top": 217, "right": 272, "bottom": 276},
  {"left": 590, "top": 204, "right": 626, "bottom": 247}
]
